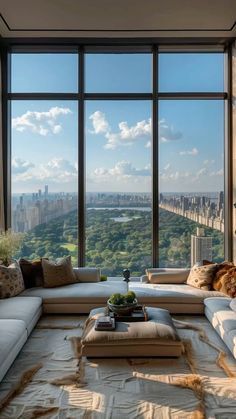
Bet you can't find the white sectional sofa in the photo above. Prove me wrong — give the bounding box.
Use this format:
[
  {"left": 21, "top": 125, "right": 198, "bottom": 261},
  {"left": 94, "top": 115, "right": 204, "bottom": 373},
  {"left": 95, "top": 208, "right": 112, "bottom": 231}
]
[{"left": 0, "top": 266, "right": 231, "bottom": 383}]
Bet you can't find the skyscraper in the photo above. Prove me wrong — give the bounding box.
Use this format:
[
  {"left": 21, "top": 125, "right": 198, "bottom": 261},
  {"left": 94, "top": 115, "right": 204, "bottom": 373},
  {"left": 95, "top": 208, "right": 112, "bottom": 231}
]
[{"left": 191, "top": 227, "right": 212, "bottom": 266}]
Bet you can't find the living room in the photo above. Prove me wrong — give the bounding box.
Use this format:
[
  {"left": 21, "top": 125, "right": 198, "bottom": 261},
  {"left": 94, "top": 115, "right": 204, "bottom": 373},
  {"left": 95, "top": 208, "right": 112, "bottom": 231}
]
[{"left": 0, "top": 0, "right": 236, "bottom": 418}]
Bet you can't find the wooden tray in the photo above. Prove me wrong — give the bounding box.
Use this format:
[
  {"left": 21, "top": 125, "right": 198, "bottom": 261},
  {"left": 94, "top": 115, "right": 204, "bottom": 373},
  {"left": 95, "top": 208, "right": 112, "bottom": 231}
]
[{"left": 108, "top": 305, "right": 148, "bottom": 322}]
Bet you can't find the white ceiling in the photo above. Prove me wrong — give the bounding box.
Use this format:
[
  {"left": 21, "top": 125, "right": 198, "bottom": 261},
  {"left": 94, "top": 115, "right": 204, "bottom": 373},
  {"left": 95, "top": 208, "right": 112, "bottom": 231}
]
[{"left": 0, "top": 0, "right": 235, "bottom": 40}]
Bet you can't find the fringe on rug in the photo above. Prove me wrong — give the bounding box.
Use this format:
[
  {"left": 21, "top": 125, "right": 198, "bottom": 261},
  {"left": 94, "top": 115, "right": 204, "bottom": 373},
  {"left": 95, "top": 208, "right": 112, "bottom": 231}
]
[
  {"left": 181, "top": 339, "right": 198, "bottom": 374},
  {"left": 172, "top": 374, "right": 205, "bottom": 419},
  {"left": 51, "top": 336, "right": 86, "bottom": 387},
  {"left": 174, "top": 319, "right": 236, "bottom": 378},
  {"left": 0, "top": 363, "right": 42, "bottom": 413}
]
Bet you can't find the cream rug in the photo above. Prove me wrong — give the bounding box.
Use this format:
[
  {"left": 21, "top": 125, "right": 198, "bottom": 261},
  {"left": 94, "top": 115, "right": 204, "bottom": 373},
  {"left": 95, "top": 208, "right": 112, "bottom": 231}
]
[{"left": 0, "top": 315, "right": 236, "bottom": 419}]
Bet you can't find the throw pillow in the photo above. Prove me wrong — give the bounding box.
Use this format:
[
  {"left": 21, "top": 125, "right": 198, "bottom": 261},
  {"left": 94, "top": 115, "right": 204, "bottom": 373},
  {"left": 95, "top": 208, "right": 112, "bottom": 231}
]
[
  {"left": 149, "top": 270, "right": 190, "bottom": 284},
  {"left": 230, "top": 297, "right": 236, "bottom": 312},
  {"left": 42, "top": 256, "right": 77, "bottom": 288},
  {"left": 0, "top": 260, "right": 25, "bottom": 298},
  {"left": 186, "top": 263, "right": 218, "bottom": 290},
  {"left": 215, "top": 267, "right": 236, "bottom": 298},
  {"left": 212, "top": 261, "right": 235, "bottom": 291},
  {"left": 19, "top": 258, "right": 44, "bottom": 288}
]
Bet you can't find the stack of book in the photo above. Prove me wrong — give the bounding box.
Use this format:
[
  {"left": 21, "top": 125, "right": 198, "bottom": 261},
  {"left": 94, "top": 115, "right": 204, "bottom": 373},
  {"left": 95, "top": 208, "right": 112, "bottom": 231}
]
[{"left": 95, "top": 315, "right": 116, "bottom": 331}]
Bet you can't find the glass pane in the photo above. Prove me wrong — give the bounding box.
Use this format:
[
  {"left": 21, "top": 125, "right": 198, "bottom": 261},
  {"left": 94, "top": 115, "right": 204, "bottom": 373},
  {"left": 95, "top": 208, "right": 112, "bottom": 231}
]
[
  {"left": 86, "top": 100, "right": 152, "bottom": 276},
  {"left": 85, "top": 53, "right": 152, "bottom": 93},
  {"left": 159, "top": 53, "right": 224, "bottom": 92},
  {"left": 11, "top": 100, "right": 78, "bottom": 265},
  {"left": 158, "top": 100, "right": 224, "bottom": 268},
  {"left": 11, "top": 53, "right": 78, "bottom": 93}
]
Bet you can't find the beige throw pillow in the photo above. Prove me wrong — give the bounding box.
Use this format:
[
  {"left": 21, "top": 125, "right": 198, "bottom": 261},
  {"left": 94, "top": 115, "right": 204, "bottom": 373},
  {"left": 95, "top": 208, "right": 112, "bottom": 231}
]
[
  {"left": 42, "top": 256, "right": 77, "bottom": 288},
  {"left": 0, "top": 260, "right": 25, "bottom": 298},
  {"left": 187, "top": 263, "right": 218, "bottom": 290}
]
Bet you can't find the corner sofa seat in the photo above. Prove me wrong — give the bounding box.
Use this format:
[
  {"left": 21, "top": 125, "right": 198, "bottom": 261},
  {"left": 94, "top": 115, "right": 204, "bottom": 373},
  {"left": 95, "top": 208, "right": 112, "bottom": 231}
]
[
  {"left": 204, "top": 297, "right": 236, "bottom": 358},
  {"left": 0, "top": 296, "right": 42, "bottom": 334},
  {"left": 0, "top": 319, "right": 27, "bottom": 382},
  {"left": 21, "top": 281, "right": 128, "bottom": 313},
  {"left": 129, "top": 282, "right": 226, "bottom": 313}
]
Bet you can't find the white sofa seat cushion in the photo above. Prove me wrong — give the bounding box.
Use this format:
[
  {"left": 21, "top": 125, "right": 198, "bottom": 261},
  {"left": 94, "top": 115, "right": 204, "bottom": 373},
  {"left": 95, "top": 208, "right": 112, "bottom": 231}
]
[
  {"left": 21, "top": 281, "right": 128, "bottom": 304},
  {"left": 204, "top": 297, "right": 236, "bottom": 358},
  {"left": 129, "top": 283, "right": 226, "bottom": 304},
  {"left": 0, "top": 296, "right": 42, "bottom": 334},
  {"left": 0, "top": 319, "right": 27, "bottom": 382}
]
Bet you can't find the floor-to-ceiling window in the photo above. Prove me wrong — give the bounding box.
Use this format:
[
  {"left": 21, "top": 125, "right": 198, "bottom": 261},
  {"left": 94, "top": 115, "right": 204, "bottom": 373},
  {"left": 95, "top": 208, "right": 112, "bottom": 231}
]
[
  {"left": 7, "top": 47, "right": 228, "bottom": 275},
  {"left": 10, "top": 52, "right": 79, "bottom": 265}
]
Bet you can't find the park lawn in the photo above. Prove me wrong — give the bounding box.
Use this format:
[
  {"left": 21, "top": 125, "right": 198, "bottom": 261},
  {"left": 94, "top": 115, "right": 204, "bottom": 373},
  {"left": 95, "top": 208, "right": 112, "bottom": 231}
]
[{"left": 61, "top": 243, "right": 77, "bottom": 252}]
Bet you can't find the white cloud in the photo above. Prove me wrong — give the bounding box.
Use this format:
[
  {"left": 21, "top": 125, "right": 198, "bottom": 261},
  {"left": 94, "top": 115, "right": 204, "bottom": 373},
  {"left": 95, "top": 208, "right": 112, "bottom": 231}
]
[
  {"left": 179, "top": 147, "right": 198, "bottom": 156},
  {"left": 159, "top": 119, "right": 182, "bottom": 143},
  {"left": 89, "top": 110, "right": 151, "bottom": 150},
  {"left": 89, "top": 111, "right": 110, "bottom": 134},
  {"left": 164, "top": 163, "right": 171, "bottom": 171},
  {"left": 13, "top": 157, "right": 77, "bottom": 184},
  {"left": 12, "top": 157, "right": 34, "bottom": 174},
  {"left": 209, "top": 169, "right": 223, "bottom": 177},
  {"left": 89, "top": 161, "right": 151, "bottom": 187},
  {"left": 145, "top": 141, "right": 151, "bottom": 148},
  {"left": 12, "top": 107, "right": 72, "bottom": 136},
  {"left": 203, "top": 159, "right": 215, "bottom": 166}
]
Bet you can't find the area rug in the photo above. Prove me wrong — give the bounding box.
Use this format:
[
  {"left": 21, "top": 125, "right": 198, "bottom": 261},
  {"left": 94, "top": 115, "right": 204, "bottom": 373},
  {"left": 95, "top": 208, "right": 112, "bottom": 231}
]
[{"left": 0, "top": 315, "right": 236, "bottom": 419}]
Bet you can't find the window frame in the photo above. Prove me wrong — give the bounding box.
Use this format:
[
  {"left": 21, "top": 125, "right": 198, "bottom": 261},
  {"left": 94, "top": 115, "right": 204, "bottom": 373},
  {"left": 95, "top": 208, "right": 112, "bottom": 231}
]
[{"left": 2, "top": 44, "right": 231, "bottom": 268}]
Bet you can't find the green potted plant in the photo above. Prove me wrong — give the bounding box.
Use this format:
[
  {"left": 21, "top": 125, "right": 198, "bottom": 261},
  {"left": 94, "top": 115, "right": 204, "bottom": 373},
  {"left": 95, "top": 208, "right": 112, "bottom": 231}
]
[
  {"left": 107, "top": 291, "right": 137, "bottom": 315},
  {"left": 0, "top": 230, "right": 24, "bottom": 266}
]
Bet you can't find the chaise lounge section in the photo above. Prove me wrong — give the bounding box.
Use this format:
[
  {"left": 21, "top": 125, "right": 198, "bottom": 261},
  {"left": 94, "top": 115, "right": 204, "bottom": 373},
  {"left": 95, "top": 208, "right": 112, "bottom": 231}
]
[{"left": 130, "top": 268, "right": 226, "bottom": 314}]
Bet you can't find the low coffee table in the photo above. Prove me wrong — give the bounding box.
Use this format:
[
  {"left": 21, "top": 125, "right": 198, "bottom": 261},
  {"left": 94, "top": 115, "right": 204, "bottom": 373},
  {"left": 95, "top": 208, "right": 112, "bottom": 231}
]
[{"left": 81, "top": 306, "right": 182, "bottom": 357}]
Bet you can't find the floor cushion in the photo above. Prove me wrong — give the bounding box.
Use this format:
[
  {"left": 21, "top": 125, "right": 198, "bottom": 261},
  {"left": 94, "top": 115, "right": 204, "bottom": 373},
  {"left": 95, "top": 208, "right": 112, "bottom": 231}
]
[{"left": 81, "top": 306, "right": 182, "bottom": 357}]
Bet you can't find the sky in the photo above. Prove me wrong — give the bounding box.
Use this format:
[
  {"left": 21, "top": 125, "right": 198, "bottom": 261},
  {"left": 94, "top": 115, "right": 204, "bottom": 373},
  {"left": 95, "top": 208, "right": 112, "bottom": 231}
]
[{"left": 11, "top": 52, "right": 225, "bottom": 194}]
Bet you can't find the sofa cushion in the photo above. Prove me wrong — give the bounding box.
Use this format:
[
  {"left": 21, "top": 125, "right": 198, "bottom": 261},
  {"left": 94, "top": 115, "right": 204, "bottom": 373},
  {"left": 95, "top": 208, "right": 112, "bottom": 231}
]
[
  {"left": 19, "top": 258, "right": 44, "bottom": 288},
  {"left": 186, "top": 263, "right": 218, "bottom": 290},
  {"left": 204, "top": 297, "right": 236, "bottom": 359},
  {"left": 20, "top": 281, "right": 128, "bottom": 304},
  {"left": 0, "top": 260, "right": 25, "bottom": 298},
  {"left": 74, "top": 267, "right": 101, "bottom": 283},
  {"left": 230, "top": 297, "right": 236, "bottom": 312},
  {"left": 0, "top": 296, "right": 42, "bottom": 334},
  {"left": 0, "top": 319, "right": 27, "bottom": 382},
  {"left": 42, "top": 256, "right": 77, "bottom": 288}
]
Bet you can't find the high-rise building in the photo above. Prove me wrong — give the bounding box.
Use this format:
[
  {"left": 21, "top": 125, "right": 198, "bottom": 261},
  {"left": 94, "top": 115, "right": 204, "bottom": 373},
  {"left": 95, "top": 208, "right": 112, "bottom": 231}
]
[{"left": 191, "top": 227, "right": 212, "bottom": 266}]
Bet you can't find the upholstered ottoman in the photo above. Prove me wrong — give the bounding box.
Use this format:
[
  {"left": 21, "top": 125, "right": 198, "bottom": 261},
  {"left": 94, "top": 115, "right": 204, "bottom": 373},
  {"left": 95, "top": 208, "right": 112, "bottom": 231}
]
[{"left": 81, "top": 306, "right": 182, "bottom": 357}]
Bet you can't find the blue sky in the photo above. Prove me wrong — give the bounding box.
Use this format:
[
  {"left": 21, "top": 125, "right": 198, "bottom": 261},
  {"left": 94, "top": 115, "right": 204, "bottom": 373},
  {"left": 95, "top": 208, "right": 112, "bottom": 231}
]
[{"left": 11, "top": 52, "right": 224, "bottom": 194}]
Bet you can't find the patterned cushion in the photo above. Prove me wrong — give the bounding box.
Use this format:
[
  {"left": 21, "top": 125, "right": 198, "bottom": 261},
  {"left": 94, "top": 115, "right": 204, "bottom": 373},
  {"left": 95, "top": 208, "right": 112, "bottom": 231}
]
[
  {"left": 42, "top": 256, "right": 77, "bottom": 288},
  {"left": 186, "top": 263, "right": 218, "bottom": 290},
  {"left": 19, "top": 258, "right": 44, "bottom": 288},
  {"left": 0, "top": 260, "right": 25, "bottom": 298}
]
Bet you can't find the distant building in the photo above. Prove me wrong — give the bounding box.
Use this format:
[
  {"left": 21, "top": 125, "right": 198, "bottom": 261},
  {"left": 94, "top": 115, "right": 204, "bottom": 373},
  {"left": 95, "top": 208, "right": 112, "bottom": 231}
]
[{"left": 191, "top": 227, "right": 212, "bottom": 266}]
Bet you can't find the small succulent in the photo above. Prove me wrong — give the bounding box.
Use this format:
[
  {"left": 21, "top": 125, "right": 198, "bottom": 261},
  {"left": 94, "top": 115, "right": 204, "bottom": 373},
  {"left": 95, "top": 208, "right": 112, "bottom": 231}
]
[
  {"left": 109, "top": 291, "right": 137, "bottom": 305},
  {"left": 100, "top": 274, "right": 107, "bottom": 282}
]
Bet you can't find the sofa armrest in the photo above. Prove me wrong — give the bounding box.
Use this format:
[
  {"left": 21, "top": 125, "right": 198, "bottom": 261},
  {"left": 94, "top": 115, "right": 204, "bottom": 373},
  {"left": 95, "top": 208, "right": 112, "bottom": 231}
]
[
  {"left": 73, "top": 267, "right": 101, "bottom": 283},
  {"left": 146, "top": 268, "right": 190, "bottom": 284}
]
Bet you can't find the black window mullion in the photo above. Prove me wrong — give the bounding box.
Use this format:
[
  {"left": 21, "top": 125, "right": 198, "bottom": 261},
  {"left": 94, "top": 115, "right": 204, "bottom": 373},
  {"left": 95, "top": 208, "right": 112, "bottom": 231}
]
[
  {"left": 152, "top": 46, "right": 158, "bottom": 267},
  {"left": 78, "top": 46, "right": 85, "bottom": 266}
]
